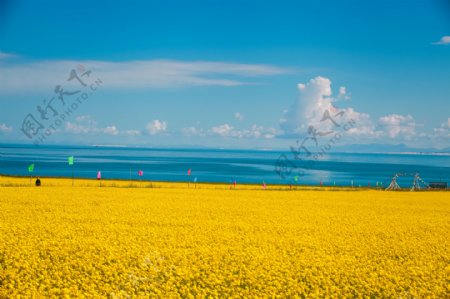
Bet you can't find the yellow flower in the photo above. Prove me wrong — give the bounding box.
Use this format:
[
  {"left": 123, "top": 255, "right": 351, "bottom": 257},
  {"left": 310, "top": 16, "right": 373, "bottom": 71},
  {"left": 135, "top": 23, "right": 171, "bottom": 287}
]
[{"left": 0, "top": 176, "right": 448, "bottom": 297}]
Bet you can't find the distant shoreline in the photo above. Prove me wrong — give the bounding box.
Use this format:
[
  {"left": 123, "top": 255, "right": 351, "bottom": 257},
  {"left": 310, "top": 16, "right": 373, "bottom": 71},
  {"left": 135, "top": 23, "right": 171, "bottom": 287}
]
[
  {"left": 1, "top": 175, "right": 448, "bottom": 192},
  {"left": 1, "top": 143, "right": 449, "bottom": 156}
]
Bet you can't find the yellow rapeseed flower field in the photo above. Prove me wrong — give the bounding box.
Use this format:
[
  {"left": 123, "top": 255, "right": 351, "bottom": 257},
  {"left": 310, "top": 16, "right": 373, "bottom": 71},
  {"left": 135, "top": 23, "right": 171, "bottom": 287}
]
[{"left": 0, "top": 176, "right": 449, "bottom": 298}]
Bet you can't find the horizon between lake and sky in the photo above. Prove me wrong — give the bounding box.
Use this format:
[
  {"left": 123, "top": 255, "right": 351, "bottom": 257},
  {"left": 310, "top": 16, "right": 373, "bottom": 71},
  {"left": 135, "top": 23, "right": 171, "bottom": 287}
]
[{"left": 0, "top": 0, "right": 449, "bottom": 152}]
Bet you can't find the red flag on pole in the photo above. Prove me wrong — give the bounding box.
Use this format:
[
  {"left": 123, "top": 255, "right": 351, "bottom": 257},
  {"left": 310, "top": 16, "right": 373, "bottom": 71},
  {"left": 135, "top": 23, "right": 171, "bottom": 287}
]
[
  {"left": 187, "top": 168, "right": 191, "bottom": 176},
  {"left": 138, "top": 170, "right": 143, "bottom": 176}
]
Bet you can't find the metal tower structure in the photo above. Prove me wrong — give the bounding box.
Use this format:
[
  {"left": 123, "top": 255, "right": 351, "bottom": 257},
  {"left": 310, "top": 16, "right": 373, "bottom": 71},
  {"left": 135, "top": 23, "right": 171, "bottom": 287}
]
[
  {"left": 386, "top": 173, "right": 401, "bottom": 190},
  {"left": 410, "top": 173, "right": 429, "bottom": 191},
  {"left": 385, "top": 172, "right": 429, "bottom": 191}
]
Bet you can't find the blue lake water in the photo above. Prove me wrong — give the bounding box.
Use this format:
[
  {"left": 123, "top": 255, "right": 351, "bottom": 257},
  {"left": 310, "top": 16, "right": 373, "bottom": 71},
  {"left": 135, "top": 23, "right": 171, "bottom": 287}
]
[{"left": 0, "top": 144, "right": 449, "bottom": 187}]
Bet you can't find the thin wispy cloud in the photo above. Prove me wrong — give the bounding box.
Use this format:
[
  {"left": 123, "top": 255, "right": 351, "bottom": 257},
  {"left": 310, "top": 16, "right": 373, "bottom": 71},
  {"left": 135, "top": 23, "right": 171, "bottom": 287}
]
[
  {"left": 0, "top": 58, "right": 291, "bottom": 93},
  {"left": 210, "top": 123, "right": 277, "bottom": 139},
  {"left": 64, "top": 115, "right": 144, "bottom": 137},
  {"left": 433, "top": 118, "right": 450, "bottom": 138},
  {"left": 234, "top": 112, "right": 244, "bottom": 121},
  {"left": 145, "top": 120, "right": 167, "bottom": 135},
  {"left": 0, "top": 123, "right": 13, "bottom": 133},
  {"left": 65, "top": 115, "right": 119, "bottom": 136},
  {"left": 182, "top": 126, "right": 206, "bottom": 137},
  {"left": 432, "top": 35, "right": 450, "bottom": 45}
]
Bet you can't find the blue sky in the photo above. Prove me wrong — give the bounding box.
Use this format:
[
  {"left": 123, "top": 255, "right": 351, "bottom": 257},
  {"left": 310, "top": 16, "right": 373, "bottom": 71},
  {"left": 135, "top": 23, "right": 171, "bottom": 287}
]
[{"left": 0, "top": 0, "right": 449, "bottom": 150}]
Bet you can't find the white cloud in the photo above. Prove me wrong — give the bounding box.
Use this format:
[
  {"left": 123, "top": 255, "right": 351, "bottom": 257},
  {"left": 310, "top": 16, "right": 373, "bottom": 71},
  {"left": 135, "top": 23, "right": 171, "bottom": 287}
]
[
  {"left": 245, "top": 125, "right": 278, "bottom": 139},
  {"left": 342, "top": 108, "right": 380, "bottom": 137},
  {"left": 182, "top": 126, "right": 205, "bottom": 137},
  {"left": 280, "top": 76, "right": 332, "bottom": 135},
  {"left": 211, "top": 124, "right": 234, "bottom": 137},
  {"left": 378, "top": 114, "right": 417, "bottom": 138},
  {"left": 65, "top": 115, "right": 120, "bottom": 135},
  {"left": 337, "top": 86, "right": 350, "bottom": 100},
  {"left": 75, "top": 115, "right": 93, "bottom": 122},
  {"left": 0, "top": 123, "right": 13, "bottom": 133},
  {"left": 123, "top": 130, "right": 141, "bottom": 136},
  {"left": 66, "top": 115, "right": 97, "bottom": 134},
  {"left": 234, "top": 112, "right": 244, "bottom": 121},
  {"left": 246, "top": 125, "right": 266, "bottom": 138},
  {"left": 433, "top": 118, "right": 450, "bottom": 138},
  {"left": 100, "top": 125, "right": 119, "bottom": 136},
  {"left": 279, "top": 77, "right": 449, "bottom": 146},
  {"left": 0, "top": 59, "right": 291, "bottom": 93},
  {"left": 145, "top": 120, "right": 167, "bottom": 135},
  {"left": 280, "top": 76, "right": 377, "bottom": 137},
  {"left": 65, "top": 122, "right": 91, "bottom": 134},
  {"left": 210, "top": 123, "right": 277, "bottom": 139},
  {"left": 432, "top": 36, "right": 450, "bottom": 45}
]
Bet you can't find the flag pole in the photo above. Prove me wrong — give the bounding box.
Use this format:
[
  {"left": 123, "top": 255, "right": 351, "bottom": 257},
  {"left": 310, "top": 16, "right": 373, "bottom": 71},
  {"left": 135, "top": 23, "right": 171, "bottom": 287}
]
[
  {"left": 187, "top": 169, "right": 191, "bottom": 188},
  {"left": 137, "top": 170, "right": 143, "bottom": 187},
  {"left": 97, "top": 171, "right": 101, "bottom": 187},
  {"left": 68, "top": 156, "right": 75, "bottom": 187},
  {"left": 28, "top": 164, "right": 34, "bottom": 186}
]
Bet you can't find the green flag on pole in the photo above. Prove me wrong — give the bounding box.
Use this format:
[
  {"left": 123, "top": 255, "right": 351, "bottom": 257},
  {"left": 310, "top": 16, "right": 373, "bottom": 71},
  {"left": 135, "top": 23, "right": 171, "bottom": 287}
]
[
  {"left": 68, "top": 156, "right": 75, "bottom": 186},
  {"left": 294, "top": 175, "right": 299, "bottom": 182},
  {"left": 28, "top": 164, "right": 35, "bottom": 173}
]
